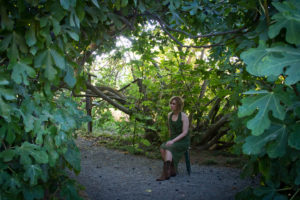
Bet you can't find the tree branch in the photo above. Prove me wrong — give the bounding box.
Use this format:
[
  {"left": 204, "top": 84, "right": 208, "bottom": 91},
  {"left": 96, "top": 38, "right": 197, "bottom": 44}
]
[
  {"left": 143, "top": 11, "right": 247, "bottom": 48},
  {"left": 197, "top": 128, "right": 230, "bottom": 150},
  {"left": 118, "top": 78, "right": 141, "bottom": 92},
  {"left": 154, "top": 14, "right": 246, "bottom": 38},
  {"left": 198, "top": 113, "right": 231, "bottom": 145},
  {"left": 86, "top": 82, "right": 132, "bottom": 115}
]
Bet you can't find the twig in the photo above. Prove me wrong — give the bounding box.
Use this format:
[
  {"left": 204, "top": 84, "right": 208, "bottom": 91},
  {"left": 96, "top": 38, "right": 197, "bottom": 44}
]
[
  {"left": 117, "top": 14, "right": 135, "bottom": 31},
  {"left": 264, "top": 0, "right": 270, "bottom": 25},
  {"left": 1, "top": 140, "right": 7, "bottom": 150},
  {"left": 291, "top": 188, "right": 300, "bottom": 200},
  {"left": 118, "top": 79, "right": 140, "bottom": 92}
]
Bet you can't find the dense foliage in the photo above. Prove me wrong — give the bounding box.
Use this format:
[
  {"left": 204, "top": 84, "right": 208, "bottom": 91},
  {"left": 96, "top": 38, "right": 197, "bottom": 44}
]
[
  {"left": 0, "top": 0, "right": 93, "bottom": 198},
  {"left": 235, "top": 1, "right": 300, "bottom": 199},
  {"left": 0, "top": 0, "right": 299, "bottom": 199}
]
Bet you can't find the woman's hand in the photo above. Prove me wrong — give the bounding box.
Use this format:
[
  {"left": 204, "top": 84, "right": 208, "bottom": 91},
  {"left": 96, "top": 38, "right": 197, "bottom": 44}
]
[{"left": 166, "top": 140, "right": 174, "bottom": 146}]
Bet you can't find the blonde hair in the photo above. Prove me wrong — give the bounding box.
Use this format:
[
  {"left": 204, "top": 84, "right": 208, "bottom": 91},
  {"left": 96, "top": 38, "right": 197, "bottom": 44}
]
[{"left": 169, "top": 96, "right": 184, "bottom": 111}]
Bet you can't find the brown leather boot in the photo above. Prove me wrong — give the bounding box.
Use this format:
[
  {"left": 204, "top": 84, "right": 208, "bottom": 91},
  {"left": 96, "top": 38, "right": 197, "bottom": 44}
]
[
  {"left": 165, "top": 161, "right": 171, "bottom": 178},
  {"left": 170, "top": 160, "right": 176, "bottom": 177},
  {"left": 156, "top": 162, "right": 170, "bottom": 181}
]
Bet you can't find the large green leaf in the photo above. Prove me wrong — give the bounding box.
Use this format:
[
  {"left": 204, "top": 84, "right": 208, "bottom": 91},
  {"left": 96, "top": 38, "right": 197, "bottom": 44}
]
[
  {"left": 23, "top": 165, "right": 42, "bottom": 186},
  {"left": 54, "top": 109, "right": 76, "bottom": 131},
  {"left": 11, "top": 61, "right": 36, "bottom": 85},
  {"left": 238, "top": 91, "right": 286, "bottom": 136},
  {"left": 17, "top": 142, "right": 49, "bottom": 165},
  {"left": 50, "top": 49, "right": 65, "bottom": 70},
  {"left": 6, "top": 32, "right": 28, "bottom": 62},
  {"left": 34, "top": 49, "right": 65, "bottom": 80},
  {"left": 241, "top": 43, "right": 300, "bottom": 85},
  {"left": 269, "top": 0, "right": 300, "bottom": 45},
  {"left": 242, "top": 124, "right": 286, "bottom": 156}
]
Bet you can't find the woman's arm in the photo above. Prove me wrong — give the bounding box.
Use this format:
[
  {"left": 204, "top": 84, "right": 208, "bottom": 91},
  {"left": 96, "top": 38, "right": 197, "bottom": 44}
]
[{"left": 166, "top": 113, "right": 189, "bottom": 146}]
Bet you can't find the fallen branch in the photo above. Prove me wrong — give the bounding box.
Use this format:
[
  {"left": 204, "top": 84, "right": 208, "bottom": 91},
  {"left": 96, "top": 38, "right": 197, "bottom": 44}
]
[{"left": 86, "top": 82, "right": 132, "bottom": 115}]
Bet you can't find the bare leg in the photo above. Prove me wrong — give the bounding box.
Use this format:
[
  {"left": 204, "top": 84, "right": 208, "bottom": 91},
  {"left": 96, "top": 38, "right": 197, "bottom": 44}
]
[
  {"left": 160, "top": 148, "right": 166, "bottom": 161},
  {"left": 165, "top": 150, "right": 172, "bottom": 161}
]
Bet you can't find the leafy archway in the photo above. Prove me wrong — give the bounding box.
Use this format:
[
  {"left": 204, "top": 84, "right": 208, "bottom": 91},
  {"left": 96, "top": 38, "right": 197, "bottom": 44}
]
[{"left": 0, "top": 0, "right": 299, "bottom": 199}]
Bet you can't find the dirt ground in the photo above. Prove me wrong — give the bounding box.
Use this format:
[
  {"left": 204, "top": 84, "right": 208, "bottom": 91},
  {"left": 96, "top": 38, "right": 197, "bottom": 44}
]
[{"left": 70, "top": 137, "right": 256, "bottom": 200}]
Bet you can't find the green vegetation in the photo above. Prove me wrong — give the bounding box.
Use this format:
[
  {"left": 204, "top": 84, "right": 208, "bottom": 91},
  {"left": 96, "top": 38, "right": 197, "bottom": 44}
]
[{"left": 0, "top": 0, "right": 299, "bottom": 199}]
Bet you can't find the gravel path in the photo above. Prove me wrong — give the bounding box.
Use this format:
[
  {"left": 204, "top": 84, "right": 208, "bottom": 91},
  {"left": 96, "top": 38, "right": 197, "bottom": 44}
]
[{"left": 70, "top": 137, "right": 255, "bottom": 200}]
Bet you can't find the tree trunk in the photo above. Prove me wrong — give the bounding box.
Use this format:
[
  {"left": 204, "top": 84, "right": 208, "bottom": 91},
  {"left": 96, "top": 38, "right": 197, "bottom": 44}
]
[
  {"left": 86, "top": 75, "right": 93, "bottom": 133},
  {"left": 198, "top": 114, "right": 231, "bottom": 145},
  {"left": 197, "top": 128, "right": 230, "bottom": 150}
]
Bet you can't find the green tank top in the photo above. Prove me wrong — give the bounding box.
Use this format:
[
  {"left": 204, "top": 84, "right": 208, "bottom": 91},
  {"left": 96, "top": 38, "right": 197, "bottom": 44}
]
[{"left": 169, "top": 112, "right": 190, "bottom": 143}]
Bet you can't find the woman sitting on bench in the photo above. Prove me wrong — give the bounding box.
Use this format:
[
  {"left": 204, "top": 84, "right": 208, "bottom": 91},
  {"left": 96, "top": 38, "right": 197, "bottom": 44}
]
[{"left": 157, "top": 96, "right": 190, "bottom": 181}]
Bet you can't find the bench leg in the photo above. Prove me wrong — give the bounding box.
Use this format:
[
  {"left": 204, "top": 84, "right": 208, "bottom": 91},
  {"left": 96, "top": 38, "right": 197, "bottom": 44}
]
[{"left": 184, "top": 150, "right": 191, "bottom": 175}]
